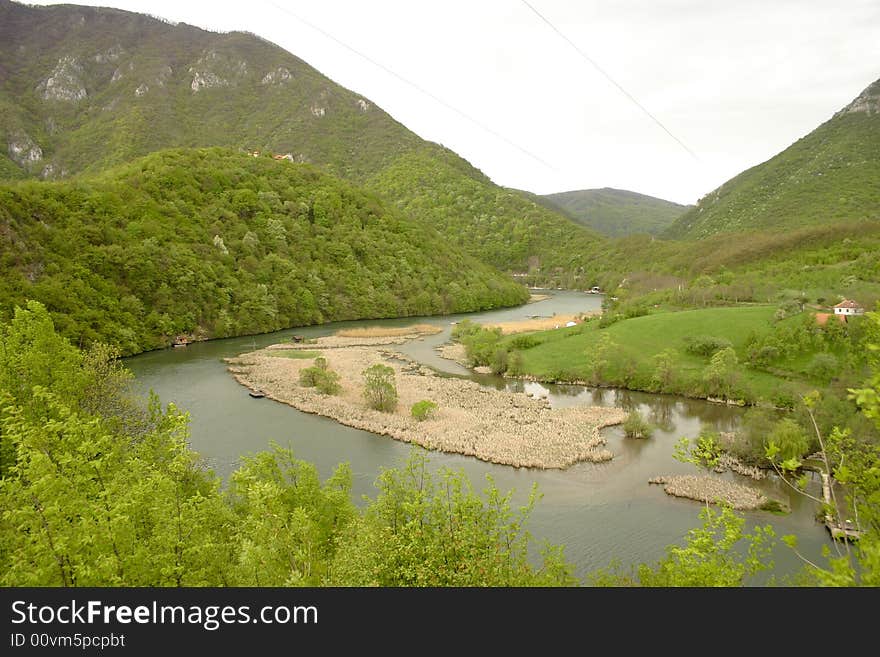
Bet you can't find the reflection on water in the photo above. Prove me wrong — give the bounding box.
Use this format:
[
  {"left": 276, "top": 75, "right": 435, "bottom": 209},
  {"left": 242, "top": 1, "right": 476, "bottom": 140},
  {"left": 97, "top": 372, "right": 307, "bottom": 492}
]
[{"left": 126, "top": 290, "right": 834, "bottom": 582}]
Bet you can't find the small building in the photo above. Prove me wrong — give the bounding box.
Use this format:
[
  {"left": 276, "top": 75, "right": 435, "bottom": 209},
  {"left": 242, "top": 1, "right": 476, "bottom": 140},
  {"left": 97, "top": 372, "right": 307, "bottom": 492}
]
[{"left": 833, "top": 300, "right": 865, "bottom": 317}]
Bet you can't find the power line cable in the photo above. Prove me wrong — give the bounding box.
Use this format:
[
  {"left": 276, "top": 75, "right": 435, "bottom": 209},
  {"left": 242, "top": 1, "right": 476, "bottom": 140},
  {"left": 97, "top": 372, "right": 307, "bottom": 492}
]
[
  {"left": 260, "top": 0, "right": 558, "bottom": 171},
  {"left": 520, "top": 0, "right": 699, "bottom": 161}
]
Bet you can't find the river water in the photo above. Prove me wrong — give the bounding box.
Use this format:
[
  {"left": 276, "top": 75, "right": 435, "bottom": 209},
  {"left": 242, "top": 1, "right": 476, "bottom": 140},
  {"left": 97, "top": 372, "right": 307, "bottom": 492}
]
[{"left": 127, "top": 290, "right": 834, "bottom": 582}]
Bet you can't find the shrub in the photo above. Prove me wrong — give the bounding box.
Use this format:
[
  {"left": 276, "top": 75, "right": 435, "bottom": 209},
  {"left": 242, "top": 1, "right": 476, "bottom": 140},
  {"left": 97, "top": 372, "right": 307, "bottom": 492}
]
[
  {"left": 597, "top": 313, "right": 622, "bottom": 329},
  {"left": 299, "top": 356, "right": 341, "bottom": 395},
  {"left": 410, "top": 400, "right": 438, "bottom": 422},
  {"left": 684, "top": 335, "right": 733, "bottom": 357},
  {"left": 490, "top": 348, "right": 509, "bottom": 375},
  {"left": 702, "top": 347, "right": 739, "bottom": 399},
  {"left": 509, "top": 334, "right": 541, "bottom": 350},
  {"left": 755, "top": 344, "right": 780, "bottom": 367},
  {"left": 506, "top": 351, "right": 525, "bottom": 376},
  {"left": 622, "top": 410, "right": 653, "bottom": 439},
  {"left": 650, "top": 349, "right": 677, "bottom": 392},
  {"left": 807, "top": 352, "right": 838, "bottom": 383},
  {"left": 363, "top": 363, "right": 398, "bottom": 412},
  {"left": 313, "top": 369, "right": 341, "bottom": 395}
]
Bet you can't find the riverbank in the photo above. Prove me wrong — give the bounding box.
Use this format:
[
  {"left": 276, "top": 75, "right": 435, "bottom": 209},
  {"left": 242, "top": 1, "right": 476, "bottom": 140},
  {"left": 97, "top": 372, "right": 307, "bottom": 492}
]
[{"left": 225, "top": 332, "right": 627, "bottom": 469}]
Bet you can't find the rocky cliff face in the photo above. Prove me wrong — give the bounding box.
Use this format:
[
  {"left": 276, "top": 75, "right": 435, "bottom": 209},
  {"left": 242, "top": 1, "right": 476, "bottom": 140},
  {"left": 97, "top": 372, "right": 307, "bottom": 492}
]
[
  {"left": 38, "top": 55, "right": 88, "bottom": 101},
  {"left": 835, "top": 79, "right": 880, "bottom": 117}
]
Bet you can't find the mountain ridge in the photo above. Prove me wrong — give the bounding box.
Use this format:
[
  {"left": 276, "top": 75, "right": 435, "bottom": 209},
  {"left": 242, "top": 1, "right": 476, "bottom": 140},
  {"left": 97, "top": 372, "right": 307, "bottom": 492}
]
[
  {"left": 541, "top": 187, "right": 689, "bottom": 237},
  {"left": 664, "top": 77, "right": 880, "bottom": 240},
  {"left": 0, "top": 0, "right": 606, "bottom": 280}
]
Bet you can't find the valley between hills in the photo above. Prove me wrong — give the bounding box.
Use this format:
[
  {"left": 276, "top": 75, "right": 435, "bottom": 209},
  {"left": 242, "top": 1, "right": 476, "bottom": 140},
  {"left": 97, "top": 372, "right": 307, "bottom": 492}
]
[{"left": 1, "top": 0, "right": 878, "bottom": 588}]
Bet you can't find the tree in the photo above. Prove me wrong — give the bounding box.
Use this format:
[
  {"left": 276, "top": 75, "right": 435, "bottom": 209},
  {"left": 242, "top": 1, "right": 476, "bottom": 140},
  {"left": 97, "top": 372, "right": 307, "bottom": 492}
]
[
  {"left": 650, "top": 348, "right": 677, "bottom": 392},
  {"left": 587, "top": 333, "right": 616, "bottom": 384},
  {"left": 362, "top": 363, "right": 398, "bottom": 412},
  {"left": 764, "top": 307, "right": 880, "bottom": 586},
  {"left": 765, "top": 418, "right": 809, "bottom": 463},
  {"left": 674, "top": 432, "right": 723, "bottom": 473},
  {"left": 702, "top": 346, "right": 739, "bottom": 399}
]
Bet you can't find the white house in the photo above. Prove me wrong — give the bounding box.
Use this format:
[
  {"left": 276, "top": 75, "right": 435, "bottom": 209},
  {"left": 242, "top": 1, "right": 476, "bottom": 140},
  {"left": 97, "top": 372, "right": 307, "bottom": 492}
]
[{"left": 833, "top": 299, "right": 865, "bottom": 317}]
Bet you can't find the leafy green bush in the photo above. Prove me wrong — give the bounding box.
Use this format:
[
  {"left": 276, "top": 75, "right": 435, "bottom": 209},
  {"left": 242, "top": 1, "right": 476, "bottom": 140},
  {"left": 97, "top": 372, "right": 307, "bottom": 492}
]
[
  {"left": 490, "top": 348, "right": 509, "bottom": 375},
  {"left": 509, "top": 334, "right": 541, "bottom": 350},
  {"left": 506, "top": 351, "right": 525, "bottom": 376},
  {"left": 451, "top": 320, "right": 481, "bottom": 342},
  {"left": 454, "top": 324, "right": 503, "bottom": 367},
  {"left": 622, "top": 410, "right": 653, "bottom": 439},
  {"left": 410, "top": 400, "right": 438, "bottom": 422},
  {"left": 684, "top": 335, "right": 734, "bottom": 357},
  {"left": 363, "top": 364, "right": 398, "bottom": 412},
  {"left": 299, "top": 356, "right": 341, "bottom": 395}
]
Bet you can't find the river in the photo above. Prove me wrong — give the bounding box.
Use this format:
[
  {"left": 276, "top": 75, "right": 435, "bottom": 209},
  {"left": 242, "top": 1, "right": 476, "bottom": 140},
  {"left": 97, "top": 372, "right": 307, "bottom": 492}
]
[{"left": 127, "top": 290, "right": 834, "bottom": 582}]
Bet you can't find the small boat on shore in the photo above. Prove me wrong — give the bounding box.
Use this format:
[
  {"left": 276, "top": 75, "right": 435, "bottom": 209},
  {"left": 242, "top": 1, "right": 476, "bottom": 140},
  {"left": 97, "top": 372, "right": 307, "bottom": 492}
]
[
  {"left": 172, "top": 335, "right": 190, "bottom": 348},
  {"left": 248, "top": 389, "right": 266, "bottom": 398}
]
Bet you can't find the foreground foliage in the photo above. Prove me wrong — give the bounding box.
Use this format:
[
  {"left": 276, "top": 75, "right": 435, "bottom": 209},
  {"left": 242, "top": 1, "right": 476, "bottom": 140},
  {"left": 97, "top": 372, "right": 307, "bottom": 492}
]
[{"left": 0, "top": 302, "right": 568, "bottom": 586}]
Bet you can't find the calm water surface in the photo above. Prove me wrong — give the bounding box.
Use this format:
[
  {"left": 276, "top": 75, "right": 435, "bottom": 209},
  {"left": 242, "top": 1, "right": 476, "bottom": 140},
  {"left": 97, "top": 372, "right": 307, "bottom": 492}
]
[{"left": 127, "top": 291, "right": 833, "bottom": 582}]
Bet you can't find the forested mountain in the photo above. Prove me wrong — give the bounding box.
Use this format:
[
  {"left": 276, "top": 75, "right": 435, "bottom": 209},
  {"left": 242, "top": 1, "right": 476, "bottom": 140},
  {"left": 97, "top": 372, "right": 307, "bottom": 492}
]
[
  {"left": 366, "top": 147, "right": 605, "bottom": 278},
  {"left": 541, "top": 188, "right": 689, "bottom": 237},
  {"left": 665, "top": 78, "right": 880, "bottom": 240},
  {"left": 0, "top": 148, "right": 528, "bottom": 354},
  {"left": 0, "top": 0, "right": 604, "bottom": 275}
]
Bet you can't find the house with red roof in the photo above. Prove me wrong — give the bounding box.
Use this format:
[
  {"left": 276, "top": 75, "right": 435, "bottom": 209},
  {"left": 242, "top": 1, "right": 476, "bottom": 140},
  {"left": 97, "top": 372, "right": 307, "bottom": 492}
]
[{"left": 833, "top": 300, "right": 865, "bottom": 318}]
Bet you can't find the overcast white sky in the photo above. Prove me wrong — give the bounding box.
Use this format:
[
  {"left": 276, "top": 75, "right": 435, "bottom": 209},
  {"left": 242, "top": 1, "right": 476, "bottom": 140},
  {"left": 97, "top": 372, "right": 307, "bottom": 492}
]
[{"left": 27, "top": 0, "right": 880, "bottom": 204}]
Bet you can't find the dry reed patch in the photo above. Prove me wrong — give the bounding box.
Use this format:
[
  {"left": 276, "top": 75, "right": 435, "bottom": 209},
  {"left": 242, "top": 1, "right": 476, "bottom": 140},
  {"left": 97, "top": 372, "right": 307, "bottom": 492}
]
[
  {"left": 648, "top": 474, "right": 785, "bottom": 511},
  {"left": 483, "top": 312, "right": 599, "bottom": 335},
  {"left": 334, "top": 324, "right": 443, "bottom": 338}
]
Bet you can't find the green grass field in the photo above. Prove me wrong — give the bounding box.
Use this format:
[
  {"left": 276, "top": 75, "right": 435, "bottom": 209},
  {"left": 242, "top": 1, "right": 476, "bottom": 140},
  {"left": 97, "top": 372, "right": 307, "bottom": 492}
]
[
  {"left": 506, "top": 306, "right": 817, "bottom": 403},
  {"left": 269, "top": 350, "right": 322, "bottom": 359}
]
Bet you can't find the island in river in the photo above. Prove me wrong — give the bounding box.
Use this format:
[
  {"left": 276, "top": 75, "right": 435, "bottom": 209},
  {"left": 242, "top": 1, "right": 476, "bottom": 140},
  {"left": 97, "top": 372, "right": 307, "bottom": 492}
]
[{"left": 225, "top": 326, "right": 627, "bottom": 469}]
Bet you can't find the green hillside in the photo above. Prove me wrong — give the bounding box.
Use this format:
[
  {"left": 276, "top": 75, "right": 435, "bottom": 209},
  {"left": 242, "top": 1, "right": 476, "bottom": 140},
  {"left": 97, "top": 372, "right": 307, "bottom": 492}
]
[
  {"left": 665, "top": 79, "right": 880, "bottom": 240},
  {"left": 541, "top": 187, "right": 689, "bottom": 237},
  {"left": 0, "top": 0, "right": 604, "bottom": 275},
  {"left": 367, "top": 147, "right": 607, "bottom": 278},
  {"left": 0, "top": 148, "right": 529, "bottom": 354}
]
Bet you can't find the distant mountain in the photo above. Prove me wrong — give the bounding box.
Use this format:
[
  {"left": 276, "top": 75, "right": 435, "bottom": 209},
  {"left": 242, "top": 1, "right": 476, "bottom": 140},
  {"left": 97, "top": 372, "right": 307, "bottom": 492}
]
[
  {"left": 0, "top": 0, "right": 604, "bottom": 276},
  {"left": 665, "top": 78, "right": 880, "bottom": 240},
  {"left": 540, "top": 188, "right": 690, "bottom": 237}
]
